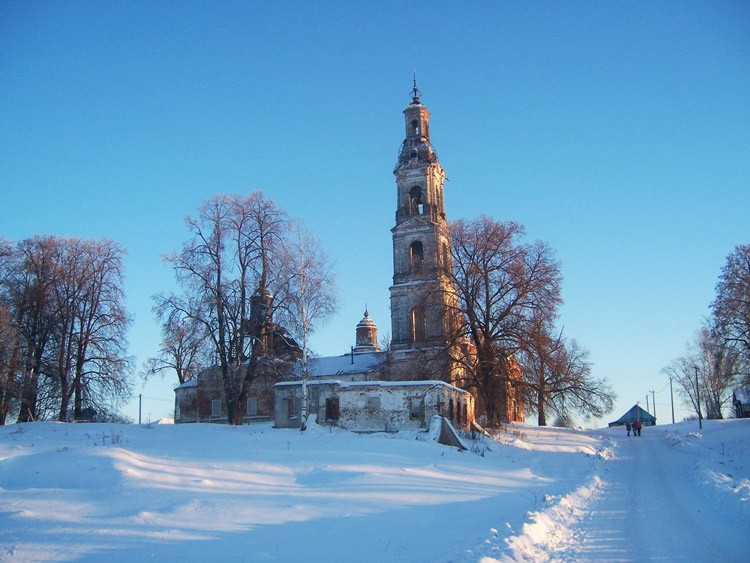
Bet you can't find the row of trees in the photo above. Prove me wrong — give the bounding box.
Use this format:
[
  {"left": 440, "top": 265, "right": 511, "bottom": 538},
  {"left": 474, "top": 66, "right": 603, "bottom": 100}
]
[
  {"left": 663, "top": 244, "right": 750, "bottom": 419},
  {"left": 2, "top": 195, "right": 617, "bottom": 429},
  {"left": 447, "top": 217, "right": 615, "bottom": 426},
  {"left": 0, "top": 236, "right": 132, "bottom": 424}
]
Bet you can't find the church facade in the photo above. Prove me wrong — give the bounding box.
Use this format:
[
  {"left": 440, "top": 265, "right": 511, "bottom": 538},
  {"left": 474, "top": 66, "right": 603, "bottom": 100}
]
[{"left": 175, "top": 82, "right": 523, "bottom": 428}]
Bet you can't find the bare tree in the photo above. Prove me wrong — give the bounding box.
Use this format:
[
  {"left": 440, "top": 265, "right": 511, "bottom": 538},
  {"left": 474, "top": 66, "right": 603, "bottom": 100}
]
[
  {"left": 519, "top": 319, "right": 614, "bottom": 425},
  {"left": 145, "top": 310, "right": 210, "bottom": 385},
  {"left": 712, "top": 244, "right": 750, "bottom": 376},
  {"left": 0, "top": 240, "right": 20, "bottom": 423},
  {"left": 662, "top": 325, "right": 740, "bottom": 420},
  {"left": 448, "top": 217, "right": 562, "bottom": 426},
  {"left": 161, "top": 192, "right": 301, "bottom": 425},
  {"left": 278, "top": 220, "right": 338, "bottom": 431},
  {"left": 0, "top": 303, "right": 20, "bottom": 424},
  {"left": 0, "top": 237, "right": 132, "bottom": 423},
  {"left": 66, "top": 239, "right": 132, "bottom": 420},
  {"left": 8, "top": 237, "right": 59, "bottom": 422}
]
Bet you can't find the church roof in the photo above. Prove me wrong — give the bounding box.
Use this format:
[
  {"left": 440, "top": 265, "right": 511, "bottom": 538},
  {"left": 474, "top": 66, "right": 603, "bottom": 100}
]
[{"left": 294, "top": 351, "right": 387, "bottom": 378}]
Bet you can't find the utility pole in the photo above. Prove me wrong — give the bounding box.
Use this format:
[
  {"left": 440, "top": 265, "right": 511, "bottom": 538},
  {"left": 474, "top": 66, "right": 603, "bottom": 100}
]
[
  {"left": 694, "top": 366, "right": 703, "bottom": 430},
  {"left": 646, "top": 394, "right": 650, "bottom": 413},
  {"left": 139, "top": 393, "right": 142, "bottom": 425},
  {"left": 651, "top": 390, "right": 656, "bottom": 419},
  {"left": 669, "top": 376, "right": 675, "bottom": 424}
]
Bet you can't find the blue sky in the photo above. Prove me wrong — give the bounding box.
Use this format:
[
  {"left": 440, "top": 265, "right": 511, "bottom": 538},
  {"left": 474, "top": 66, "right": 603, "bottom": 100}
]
[{"left": 2, "top": 1, "right": 748, "bottom": 425}]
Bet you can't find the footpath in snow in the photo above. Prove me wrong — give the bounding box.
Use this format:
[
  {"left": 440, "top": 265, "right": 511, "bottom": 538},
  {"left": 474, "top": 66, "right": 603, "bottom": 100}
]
[
  {"left": 0, "top": 418, "right": 748, "bottom": 561},
  {"left": 499, "top": 420, "right": 750, "bottom": 562},
  {"left": 558, "top": 421, "right": 750, "bottom": 562}
]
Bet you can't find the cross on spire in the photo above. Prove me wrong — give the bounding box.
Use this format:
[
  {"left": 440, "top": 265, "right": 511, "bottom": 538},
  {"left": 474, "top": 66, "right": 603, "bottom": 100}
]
[{"left": 411, "top": 69, "right": 421, "bottom": 104}]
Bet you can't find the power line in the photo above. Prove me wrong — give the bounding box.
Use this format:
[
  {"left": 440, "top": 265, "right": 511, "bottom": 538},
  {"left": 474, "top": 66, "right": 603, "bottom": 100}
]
[{"left": 139, "top": 395, "right": 172, "bottom": 403}]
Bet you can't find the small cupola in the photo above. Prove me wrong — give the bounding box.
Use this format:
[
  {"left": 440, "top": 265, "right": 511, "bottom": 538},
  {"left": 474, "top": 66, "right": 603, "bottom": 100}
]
[{"left": 353, "top": 308, "right": 380, "bottom": 353}]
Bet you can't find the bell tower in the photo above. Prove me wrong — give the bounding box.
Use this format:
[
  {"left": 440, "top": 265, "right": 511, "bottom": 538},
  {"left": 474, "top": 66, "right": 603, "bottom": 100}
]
[{"left": 389, "top": 78, "right": 458, "bottom": 380}]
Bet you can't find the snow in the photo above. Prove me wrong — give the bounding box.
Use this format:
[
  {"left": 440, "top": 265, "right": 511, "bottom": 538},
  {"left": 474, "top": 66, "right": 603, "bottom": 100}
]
[
  {"left": 1, "top": 419, "right": 748, "bottom": 561},
  {"left": 296, "top": 351, "right": 386, "bottom": 378}
]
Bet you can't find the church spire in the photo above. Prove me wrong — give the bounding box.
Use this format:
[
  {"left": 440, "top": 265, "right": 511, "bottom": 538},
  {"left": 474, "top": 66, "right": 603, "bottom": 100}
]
[{"left": 410, "top": 69, "right": 421, "bottom": 105}]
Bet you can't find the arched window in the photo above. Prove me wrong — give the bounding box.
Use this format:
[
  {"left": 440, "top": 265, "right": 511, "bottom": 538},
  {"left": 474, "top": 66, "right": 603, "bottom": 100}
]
[
  {"left": 409, "top": 241, "right": 424, "bottom": 274},
  {"left": 408, "top": 186, "right": 424, "bottom": 215},
  {"left": 411, "top": 305, "right": 426, "bottom": 343},
  {"left": 410, "top": 119, "right": 420, "bottom": 136}
]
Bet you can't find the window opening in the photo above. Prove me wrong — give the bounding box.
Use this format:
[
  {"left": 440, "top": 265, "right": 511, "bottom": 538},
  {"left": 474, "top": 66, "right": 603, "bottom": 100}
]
[
  {"left": 408, "top": 186, "right": 424, "bottom": 215},
  {"left": 409, "top": 241, "right": 424, "bottom": 274},
  {"left": 325, "top": 397, "right": 340, "bottom": 421},
  {"left": 410, "top": 398, "right": 425, "bottom": 420},
  {"left": 411, "top": 305, "right": 426, "bottom": 343},
  {"left": 410, "top": 119, "right": 420, "bottom": 136},
  {"left": 442, "top": 243, "right": 451, "bottom": 273}
]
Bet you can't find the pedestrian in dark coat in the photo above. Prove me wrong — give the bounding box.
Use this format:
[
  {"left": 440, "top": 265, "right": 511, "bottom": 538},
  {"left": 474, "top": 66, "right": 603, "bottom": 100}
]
[
  {"left": 633, "top": 420, "right": 643, "bottom": 437},
  {"left": 625, "top": 422, "right": 632, "bottom": 436}
]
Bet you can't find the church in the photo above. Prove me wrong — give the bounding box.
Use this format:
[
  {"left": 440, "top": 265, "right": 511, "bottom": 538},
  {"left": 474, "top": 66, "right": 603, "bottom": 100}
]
[{"left": 175, "top": 81, "right": 524, "bottom": 429}]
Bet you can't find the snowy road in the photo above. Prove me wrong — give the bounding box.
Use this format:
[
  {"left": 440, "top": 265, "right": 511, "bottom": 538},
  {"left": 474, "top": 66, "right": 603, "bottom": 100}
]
[{"left": 564, "top": 426, "right": 749, "bottom": 562}]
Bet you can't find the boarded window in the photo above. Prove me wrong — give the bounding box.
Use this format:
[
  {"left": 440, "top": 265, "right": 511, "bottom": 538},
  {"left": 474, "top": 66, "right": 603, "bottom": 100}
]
[
  {"left": 246, "top": 396, "right": 258, "bottom": 416},
  {"left": 211, "top": 399, "right": 221, "bottom": 418},
  {"left": 367, "top": 396, "right": 381, "bottom": 411}
]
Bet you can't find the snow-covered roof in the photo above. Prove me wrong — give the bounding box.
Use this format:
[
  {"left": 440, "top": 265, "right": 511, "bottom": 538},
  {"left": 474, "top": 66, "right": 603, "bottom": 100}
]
[
  {"left": 296, "top": 351, "right": 387, "bottom": 378},
  {"left": 174, "top": 379, "right": 198, "bottom": 390}
]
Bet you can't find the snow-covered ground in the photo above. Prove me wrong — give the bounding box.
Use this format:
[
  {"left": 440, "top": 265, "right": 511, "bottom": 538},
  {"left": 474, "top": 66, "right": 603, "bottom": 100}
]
[{"left": 1, "top": 418, "right": 748, "bottom": 562}]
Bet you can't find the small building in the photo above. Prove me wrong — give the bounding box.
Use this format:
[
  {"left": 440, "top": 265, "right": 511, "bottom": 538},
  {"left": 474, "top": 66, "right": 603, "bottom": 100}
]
[
  {"left": 732, "top": 388, "right": 750, "bottom": 418},
  {"left": 608, "top": 404, "right": 656, "bottom": 427},
  {"left": 274, "top": 379, "right": 475, "bottom": 432},
  {"left": 174, "top": 365, "right": 279, "bottom": 424}
]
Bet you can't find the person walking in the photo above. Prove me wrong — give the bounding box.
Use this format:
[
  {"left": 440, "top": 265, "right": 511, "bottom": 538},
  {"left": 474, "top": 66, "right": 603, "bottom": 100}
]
[
  {"left": 633, "top": 419, "right": 642, "bottom": 437},
  {"left": 625, "top": 421, "right": 632, "bottom": 436}
]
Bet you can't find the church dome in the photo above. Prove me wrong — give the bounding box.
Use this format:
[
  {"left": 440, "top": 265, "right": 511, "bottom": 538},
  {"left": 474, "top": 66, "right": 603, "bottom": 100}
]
[
  {"left": 353, "top": 309, "right": 380, "bottom": 353},
  {"left": 357, "top": 310, "right": 377, "bottom": 329}
]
